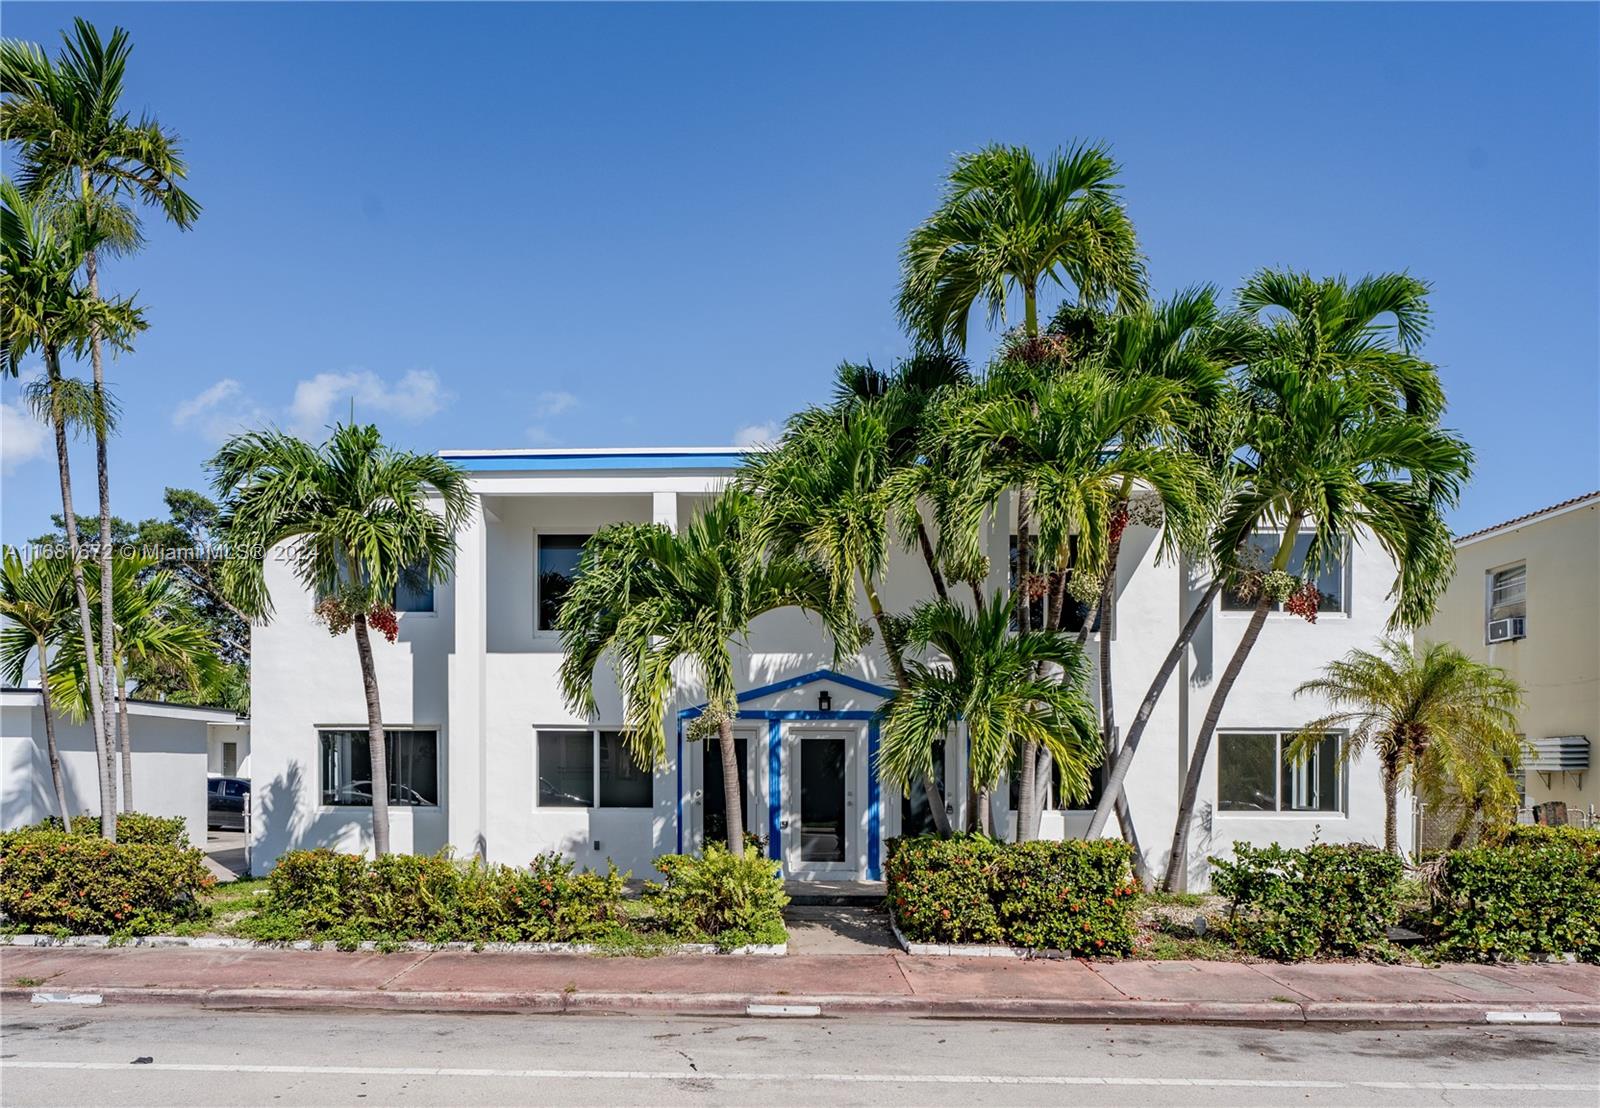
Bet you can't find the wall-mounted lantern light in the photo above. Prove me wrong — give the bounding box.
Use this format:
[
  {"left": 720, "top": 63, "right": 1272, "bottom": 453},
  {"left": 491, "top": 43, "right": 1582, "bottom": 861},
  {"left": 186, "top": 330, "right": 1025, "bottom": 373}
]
[{"left": 818, "top": 689, "right": 832, "bottom": 713}]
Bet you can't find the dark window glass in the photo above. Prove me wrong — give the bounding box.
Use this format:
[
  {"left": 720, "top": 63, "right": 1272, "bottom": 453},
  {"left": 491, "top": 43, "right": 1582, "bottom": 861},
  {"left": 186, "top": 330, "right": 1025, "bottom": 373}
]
[
  {"left": 225, "top": 780, "right": 250, "bottom": 798},
  {"left": 1010, "top": 535, "right": 1103, "bottom": 633},
  {"left": 703, "top": 737, "right": 750, "bottom": 845},
  {"left": 800, "top": 737, "right": 847, "bottom": 861},
  {"left": 538, "top": 535, "right": 589, "bottom": 631},
  {"left": 320, "top": 729, "right": 439, "bottom": 806},
  {"left": 1223, "top": 534, "right": 1344, "bottom": 612},
  {"left": 537, "top": 730, "right": 594, "bottom": 807},
  {"left": 1008, "top": 758, "right": 1102, "bottom": 811},
  {"left": 1217, "top": 733, "right": 1278, "bottom": 811},
  {"left": 394, "top": 558, "right": 435, "bottom": 613},
  {"left": 598, "top": 731, "right": 651, "bottom": 808},
  {"left": 1282, "top": 733, "right": 1340, "bottom": 812},
  {"left": 901, "top": 739, "right": 947, "bottom": 836}
]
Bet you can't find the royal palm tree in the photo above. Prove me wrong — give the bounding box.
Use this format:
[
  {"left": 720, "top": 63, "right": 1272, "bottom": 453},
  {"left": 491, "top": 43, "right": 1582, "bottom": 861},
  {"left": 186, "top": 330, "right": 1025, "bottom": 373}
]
[
  {"left": 1290, "top": 638, "right": 1522, "bottom": 857},
  {"left": 1159, "top": 271, "right": 1472, "bottom": 890},
  {"left": 556, "top": 489, "right": 860, "bottom": 853},
  {"left": 4, "top": 18, "right": 200, "bottom": 791},
  {"left": 0, "top": 546, "right": 77, "bottom": 824},
  {"left": 211, "top": 423, "right": 470, "bottom": 855},
  {"left": 1, "top": 178, "right": 142, "bottom": 838},
  {"left": 878, "top": 592, "right": 1101, "bottom": 837},
  {"left": 742, "top": 408, "right": 955, "bottom": 834},
  {"left": 935, "top": 359, "right": 1208, "bottom": 839},
  {"left": 898, "top": 142, "right": 1145, "bottom": 350}
]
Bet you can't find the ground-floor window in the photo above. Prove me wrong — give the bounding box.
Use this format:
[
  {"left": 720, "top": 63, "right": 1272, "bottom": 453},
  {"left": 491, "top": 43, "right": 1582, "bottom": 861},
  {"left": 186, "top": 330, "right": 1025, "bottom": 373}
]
[
  {"left": 1217, "top": 731, "right": 1341, "bottom": 813},
  {"left": 901, "top": 739, "right": 947, "bottom": 836},
  {"left": 319, "top": 728, "right": 439, "bottom": 806},
  {"left": 1008, "top": 755, "right": 1106, "bottom": 813},
  {"left": 536, "top": 729, "right": 651, "bottom": 809}
]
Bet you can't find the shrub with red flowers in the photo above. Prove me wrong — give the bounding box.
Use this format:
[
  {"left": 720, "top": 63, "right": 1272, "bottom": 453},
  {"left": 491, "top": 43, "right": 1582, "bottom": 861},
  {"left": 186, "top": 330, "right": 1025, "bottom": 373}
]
[
  {"left": 0, "top": 826, "right": 213, "bottom": 936},
  {"left": 887, "top": 835, "right": 1138, "bottom": 954},
  {"left": 239, "top": 848, "right": 626, "bottom": 946}
]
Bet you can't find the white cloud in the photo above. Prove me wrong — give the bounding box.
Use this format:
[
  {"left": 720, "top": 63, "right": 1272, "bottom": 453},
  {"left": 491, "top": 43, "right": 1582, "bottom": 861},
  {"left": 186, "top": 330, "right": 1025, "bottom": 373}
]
[
  {"left": 522, "top": 425, "right": 560, "bottom": 447},
  {"left": 533, "top": 390, "right": 578, "bottom": 419},
  {"left": 1, "top": 400, "right": 48, "bottom": 473},
  {"left": 171, "top": 378, "right": 271, "bottom": 443},
  {"left": 732, "top": 421, "right": 780, "bottom": 448},
  {"left": 288, "top": 370, "right": 449, "bottom": 436}
]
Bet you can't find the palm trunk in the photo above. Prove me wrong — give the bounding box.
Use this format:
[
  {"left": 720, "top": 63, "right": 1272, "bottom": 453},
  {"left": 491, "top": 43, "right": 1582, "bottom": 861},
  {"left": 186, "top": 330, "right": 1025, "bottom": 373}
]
[
  {"left": 864, "top": 576, "right": 951, "bottom": 836},
  {"left": 1087, "top": 578, "right": 1224, "bottom": 839},
  {"left": 83, "top": 228, "right": 119, "bottom": 833},
  {"left": 976, "top": 786, "right": 992, "bottom": 836},
  {"left": 716, "top": 715, "right": 745, "bottom": 854},
  {"left": 915, "top": 521, "right": 948, "bottom": 602},
  {"left": 1382, "top": 757, "right": 1400, "bottom": 857},
  {"left": 43, "top": 346, "right": 115, "bottom": 840},
  {"left": 1013, "top": 489, "right": 1038, "bottom": 841},
  {"left": 1161, "top": 517, "right": 1302, "bottom": 892},
  {"left": 37, "top": 637, "right": 73, "bottom": 827},
  {"left": 117, "top": 668, "right": 134, "bottom": 812},
  {"left": 352, "top": 614, "right": 392, "bottom": 856}
]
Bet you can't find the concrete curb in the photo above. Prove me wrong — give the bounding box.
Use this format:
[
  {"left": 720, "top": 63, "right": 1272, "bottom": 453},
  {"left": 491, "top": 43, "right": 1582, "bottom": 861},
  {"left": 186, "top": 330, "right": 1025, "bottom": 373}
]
[
  {"left": 888, "top": 919, "right": 1077, "bottom": 959},
  {"left": 7, "top": 985, "right": 1595, "bottom": 1025},
  {"left": 0, "top": 934, "right": 785, "bottom": 956}
]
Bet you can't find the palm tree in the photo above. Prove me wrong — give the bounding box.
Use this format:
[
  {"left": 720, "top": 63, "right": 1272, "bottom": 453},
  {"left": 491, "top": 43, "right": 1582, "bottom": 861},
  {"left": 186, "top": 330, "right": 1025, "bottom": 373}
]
[
  {"left": 935, "top": 359, "right": 1208, "bottom": 839},
  {"left": 211, "top": 424, "right": 470, "bottom": 855},
  {"left": 741, "top": 408, "right": 955, "bottom": 834},
  {"left": 556, "top": 489, "right": 860, "bottom": 853},
  {"left": 1158, "top": 270, "right": 1473, "bottom": 891},
  {"left": 898, "top": 142, "right": 1145, "bottom": 350},
  {"left": 878, "top": 592, "right": 1101, "bottom": 837},
  {"left": 1289, "top": 638, "right": 1522, "bottom": 857},
  {"left": 4, "top": 18, "right": 200, "bottom": 802},
  {"left": 48, "top": 554, "right": 221, "bottom": 810},
  {"left": 1, "top": 178, "right": 143, "bottom": 838},
  {"left": 0, "top": 546, "right": 77, "bottom": 824}
]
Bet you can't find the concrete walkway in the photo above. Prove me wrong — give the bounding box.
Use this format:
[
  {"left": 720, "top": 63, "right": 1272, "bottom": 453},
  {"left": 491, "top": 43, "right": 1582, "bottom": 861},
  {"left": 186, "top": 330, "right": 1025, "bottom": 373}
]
[{"left": 5, "top": 946, "right": 1597, "bottom": 1024}]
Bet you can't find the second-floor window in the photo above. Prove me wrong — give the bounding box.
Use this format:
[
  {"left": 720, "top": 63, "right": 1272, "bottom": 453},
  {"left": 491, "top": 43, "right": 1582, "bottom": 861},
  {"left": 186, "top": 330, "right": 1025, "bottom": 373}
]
[
  {"left": 1488, "top": 563, "right": 1526, "bottom": 636},
  {"left": 537, "top": 534, "right": 590, "bottom": 631},
  {"left": 1009, "top": 534, "right": 1106, "bottom": 634},
  {"left": 1222, "top": 532, "right": 1346, "bottom": 614}
]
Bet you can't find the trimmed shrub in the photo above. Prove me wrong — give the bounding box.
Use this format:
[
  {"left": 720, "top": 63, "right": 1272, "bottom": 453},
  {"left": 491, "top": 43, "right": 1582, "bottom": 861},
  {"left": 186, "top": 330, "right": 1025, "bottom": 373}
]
[
  {"left": 1211, "top": 842, "right": 1402, "bottom": 960},
  {"left": 643, "top": 844, "right": 788, "bottom": 949},
  {"left": 887, "top": 835, "right": 1138, "bottom": 954},
  {"left": 0, "top": 827, "right": 214, "bottom": 935},
  {"left": 1432, "top": 832, "right": 1600, "bottom": 962},
  {"left": 242, "top": 849, "right": 627, "bottom": 946},
  {"left": 41, "top": 812, "right": 190, "bottom": 849}
]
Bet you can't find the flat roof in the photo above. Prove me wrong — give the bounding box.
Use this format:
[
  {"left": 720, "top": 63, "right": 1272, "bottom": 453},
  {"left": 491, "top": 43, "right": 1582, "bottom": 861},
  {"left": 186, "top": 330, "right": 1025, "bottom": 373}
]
[
  {"left": 439, "top": 447, "right": 748, "bottom": 472},
  {"left": 0, "top": 687, "right": 246, "bottom": 723}
]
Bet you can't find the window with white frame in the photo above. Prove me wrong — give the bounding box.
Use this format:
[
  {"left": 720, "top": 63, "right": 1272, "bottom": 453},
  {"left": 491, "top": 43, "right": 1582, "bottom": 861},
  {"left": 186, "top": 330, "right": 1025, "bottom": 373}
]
[
  {"left": 1222, "top": 533, "right": 1346, "bottom": 613},
  {"left": 537, "top": 535, "right": 590, "bottom": 631},
  {"left": 1487, "top": 563, "right": 1526, "bottom": 633},
  {"left": 320, "top": 728, "right": 439, "bottom": 806},
  {"left": 1217, "top": 731, "right": 1341, "bottom": 813},
  {"left": 316, "top": 557, "right": 434, "bottom": 613},
  {"left": 536, "top": 729, "right": 651, "bottom": 808}
]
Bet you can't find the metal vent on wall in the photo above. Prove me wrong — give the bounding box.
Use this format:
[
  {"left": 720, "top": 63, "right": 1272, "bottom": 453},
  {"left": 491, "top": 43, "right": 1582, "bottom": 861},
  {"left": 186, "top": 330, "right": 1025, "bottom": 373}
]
[{"left": 1526, "top": 735, "right": 1590, "bottom": 772}]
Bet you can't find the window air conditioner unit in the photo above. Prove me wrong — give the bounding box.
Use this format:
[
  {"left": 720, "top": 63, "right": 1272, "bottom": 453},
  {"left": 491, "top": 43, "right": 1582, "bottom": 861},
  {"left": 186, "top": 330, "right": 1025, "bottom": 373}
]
[{"left": 1487, "top": 616, "right": 1525, "bottom": 643}]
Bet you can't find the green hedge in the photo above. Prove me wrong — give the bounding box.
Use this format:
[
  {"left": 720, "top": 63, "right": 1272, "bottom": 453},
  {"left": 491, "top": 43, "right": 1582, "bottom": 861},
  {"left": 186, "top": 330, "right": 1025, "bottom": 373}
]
[
  {"left": 887, "top": 835, "right": 1138, "bottom": 955},
  {"left": 643, "top": 844, "right": 789, "bottom": 949},
  {"left": 1432, "top": 830, "right": 1600, "bottom": 962},
  {"left": 41, "top": 812, "right": 191, "bottom": 849},
  {"left": 241, "top": 850, "right": 627, "bottom": 946},
  {"left": 0, "top": 826, "right": 214, "bottom": 935},
  {"left": 1211, "top": 842, "right": 1402, "bottom": 960}
]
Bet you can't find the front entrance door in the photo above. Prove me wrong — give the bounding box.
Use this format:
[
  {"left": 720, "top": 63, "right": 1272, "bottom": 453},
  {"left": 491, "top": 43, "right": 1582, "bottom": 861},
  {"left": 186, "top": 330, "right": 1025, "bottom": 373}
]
[
  {"left": 690, "top": 726, "right": 760, "bottom": 853},
  {"left": 785, "top": 725, "right": 860, "bottom": 877}
]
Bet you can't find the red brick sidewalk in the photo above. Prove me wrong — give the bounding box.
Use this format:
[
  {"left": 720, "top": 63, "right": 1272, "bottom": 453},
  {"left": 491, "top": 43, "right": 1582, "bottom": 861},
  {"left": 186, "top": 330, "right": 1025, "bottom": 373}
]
[{"left": 5, "top": 946, "right": 1597, "bottom": 1024}]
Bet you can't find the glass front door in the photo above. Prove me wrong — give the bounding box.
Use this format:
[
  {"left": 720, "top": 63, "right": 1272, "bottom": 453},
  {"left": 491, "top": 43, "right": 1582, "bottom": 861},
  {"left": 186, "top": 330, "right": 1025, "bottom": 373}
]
[{"left": 786, "top": 726, "right": 859, "bottom": 876}]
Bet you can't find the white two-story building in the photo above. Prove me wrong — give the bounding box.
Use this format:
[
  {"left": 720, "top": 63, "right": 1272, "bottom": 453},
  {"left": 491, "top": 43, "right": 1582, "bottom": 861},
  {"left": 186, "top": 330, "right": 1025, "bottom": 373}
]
[{"left": 249, "top": 447, "right": 1407, "bottom": 888}]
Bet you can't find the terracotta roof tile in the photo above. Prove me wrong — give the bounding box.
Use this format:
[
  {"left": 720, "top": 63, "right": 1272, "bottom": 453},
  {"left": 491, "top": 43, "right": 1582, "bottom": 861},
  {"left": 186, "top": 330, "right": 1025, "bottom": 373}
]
[{"left": 1455, "top": 491, "right": 1600, "bottom": 544}]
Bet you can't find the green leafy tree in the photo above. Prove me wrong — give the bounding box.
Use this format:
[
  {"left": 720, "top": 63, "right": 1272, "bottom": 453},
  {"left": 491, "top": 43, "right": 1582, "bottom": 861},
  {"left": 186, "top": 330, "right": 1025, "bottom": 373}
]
[
  {"left": 1290, "top": 638, "right": 1523, "bottom": 856},
  {"left": 1160, "top": 271, "right": 1472, "bottom": 891},
  {"left": 4, "top": 17, "right": 200, "bottom": 806},
  {"left": 211, "top": 423, "right": 470, "bottom": 855},
  {"left": 897, "top": 142, "right": 1145, "bottom": 350},
  {"left": 879, "top": 592, "right": 1101, "bottom": 835},
  {"left": 556, "top": 489, "right": 861, "bottom": 852},
  {"left": 0, "top": 546, "right": 77, "bottom": 824},
  {"left": 1, "top": 177, "right": 143, "bottom": 838}
]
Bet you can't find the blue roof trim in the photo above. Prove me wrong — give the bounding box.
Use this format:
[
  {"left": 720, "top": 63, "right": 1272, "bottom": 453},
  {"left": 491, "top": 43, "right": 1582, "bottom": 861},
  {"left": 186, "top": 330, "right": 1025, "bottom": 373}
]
[
  {"left": 445, "top": 451, "right": 745, "bottom": 473},
  {"left": 678, "top": 667, "right": 895, "bottom": 719}
]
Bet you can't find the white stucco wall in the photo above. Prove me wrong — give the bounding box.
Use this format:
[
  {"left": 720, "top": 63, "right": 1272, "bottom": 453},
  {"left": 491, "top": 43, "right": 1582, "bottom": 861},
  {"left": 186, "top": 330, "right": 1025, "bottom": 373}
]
[{"left": 248, "top": 459, "right": 1406, "bottom": 887}]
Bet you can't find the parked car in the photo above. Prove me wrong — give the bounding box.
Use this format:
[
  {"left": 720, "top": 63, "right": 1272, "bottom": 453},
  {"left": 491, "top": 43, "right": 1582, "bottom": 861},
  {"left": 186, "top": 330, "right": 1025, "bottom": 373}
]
[
  {"left": 327, "top": 780, "right": 433, "bottom": 806},
  {"left": 208, "top": 776, "right": 251, "bottom": 831}
]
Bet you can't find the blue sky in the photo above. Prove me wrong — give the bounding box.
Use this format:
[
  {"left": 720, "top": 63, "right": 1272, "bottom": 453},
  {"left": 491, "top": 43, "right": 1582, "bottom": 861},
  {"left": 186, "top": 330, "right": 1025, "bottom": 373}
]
[{"left": 2, "top": 2, "right": 1596, "bottom": 543}]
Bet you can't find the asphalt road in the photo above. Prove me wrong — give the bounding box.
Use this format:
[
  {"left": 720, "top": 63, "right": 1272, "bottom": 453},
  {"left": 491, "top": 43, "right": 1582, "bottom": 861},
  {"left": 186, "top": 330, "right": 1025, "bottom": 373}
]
[{"left": 2, "top": 1004, "right": 1596, "bottom": 1106}]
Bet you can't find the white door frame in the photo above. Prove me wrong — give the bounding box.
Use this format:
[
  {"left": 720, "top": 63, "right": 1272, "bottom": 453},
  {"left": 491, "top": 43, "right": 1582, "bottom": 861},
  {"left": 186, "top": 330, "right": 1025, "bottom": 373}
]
[
  {"left": 783, "top": 721, "right": 865, "bottom": 878},
  {"left": 687, "top": 724, "right": 763, "bottom": 853}
]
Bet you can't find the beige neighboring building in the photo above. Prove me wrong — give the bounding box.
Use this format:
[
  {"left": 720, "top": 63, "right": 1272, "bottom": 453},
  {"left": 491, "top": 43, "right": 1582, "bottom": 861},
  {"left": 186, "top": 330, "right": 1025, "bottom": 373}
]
[{"left": 1426, "top": 491, "right": 1600, "bottom": 825}]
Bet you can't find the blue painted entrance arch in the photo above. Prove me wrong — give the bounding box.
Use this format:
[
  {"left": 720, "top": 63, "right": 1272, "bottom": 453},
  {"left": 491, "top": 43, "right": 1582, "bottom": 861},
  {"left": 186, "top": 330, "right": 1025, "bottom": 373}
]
[{"left": 677, "top": 669, "right": 892, "bottom": 880}]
